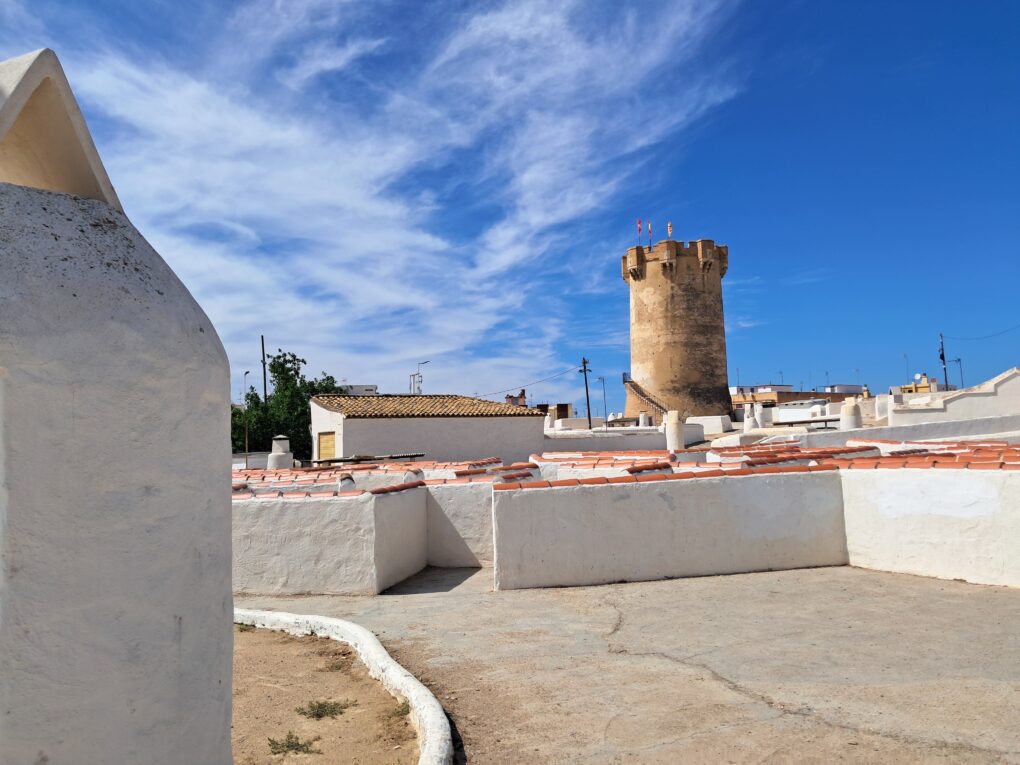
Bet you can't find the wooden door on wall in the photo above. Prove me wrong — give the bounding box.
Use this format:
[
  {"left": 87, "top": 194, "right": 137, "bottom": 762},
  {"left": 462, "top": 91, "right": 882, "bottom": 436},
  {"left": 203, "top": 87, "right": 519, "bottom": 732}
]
[{"left": 318, "top": 432, "right": 336, "bottom": 461}]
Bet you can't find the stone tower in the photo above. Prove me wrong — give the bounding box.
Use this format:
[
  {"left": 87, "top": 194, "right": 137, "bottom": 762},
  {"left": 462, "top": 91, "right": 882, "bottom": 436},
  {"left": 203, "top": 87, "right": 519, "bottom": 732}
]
[{"left": 622, "top": 238, "right": 732, "bottom": 421}]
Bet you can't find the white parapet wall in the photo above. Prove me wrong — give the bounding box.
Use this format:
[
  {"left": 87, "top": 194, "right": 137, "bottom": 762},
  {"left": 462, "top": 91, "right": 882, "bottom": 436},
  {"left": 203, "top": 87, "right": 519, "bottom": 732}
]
[
  {"left": 426, "top": 482, "right": 495, "bottom": 567},
  {"left": 492, "top": 472, "right": 848, "bottom": 590},
  {"left": 542, "top": 427, "right": 678, "bottom": 452},
  {"left": 686, "top": 414, "right": 733, "bottom": 433},
  {"left": 888, "top": 368, "right": 1020, "bottom": 426},
  {"left": 233, "top": 490, "right": 428, "bottom": 595},
  {"left": 373, "top": 489, "right": 429, "bottom": 591},
  {"left": 233, "top": 494, "right": 380, "bottom": 595},
  {"left": 793, "top": 413, "right": 1020, "bottom": 449},
  {"left": 841, "top": 469, "right": 1020, "bottom": 587}
]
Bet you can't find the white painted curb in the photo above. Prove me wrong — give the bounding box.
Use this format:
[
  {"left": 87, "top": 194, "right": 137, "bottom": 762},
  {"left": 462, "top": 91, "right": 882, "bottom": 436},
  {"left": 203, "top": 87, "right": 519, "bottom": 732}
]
[{"left": 234, "top": 608, "right": 454, "bottom": 765}]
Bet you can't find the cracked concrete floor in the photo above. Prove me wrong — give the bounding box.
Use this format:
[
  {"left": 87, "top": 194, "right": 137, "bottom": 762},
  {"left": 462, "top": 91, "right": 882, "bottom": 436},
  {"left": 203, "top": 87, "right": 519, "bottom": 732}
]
[{"left": 236, "top": 567, "right": 1020, "bottom": 764}]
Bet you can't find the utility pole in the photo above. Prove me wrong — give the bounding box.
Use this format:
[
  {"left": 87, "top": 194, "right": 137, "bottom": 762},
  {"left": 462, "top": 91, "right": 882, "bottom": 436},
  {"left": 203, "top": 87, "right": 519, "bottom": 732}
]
[
  {"left": 938, "top": 333, "right": 949, "bottom": 390},
  {"left": 579, "top": 358, "right": 593, "bottom": 429},
  {"left": 260, "top": 335, "right": 268, "bottom": 401}
]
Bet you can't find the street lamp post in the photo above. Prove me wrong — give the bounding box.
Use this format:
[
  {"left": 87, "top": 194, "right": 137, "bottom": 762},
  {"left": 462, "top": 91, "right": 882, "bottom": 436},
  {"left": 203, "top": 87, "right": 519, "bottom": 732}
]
[
  {"left": 243, "top": 370, "right": 251, "bottom": 470},
  {"left": 596, "top": 376, "right": 608, "bottom": 430}
]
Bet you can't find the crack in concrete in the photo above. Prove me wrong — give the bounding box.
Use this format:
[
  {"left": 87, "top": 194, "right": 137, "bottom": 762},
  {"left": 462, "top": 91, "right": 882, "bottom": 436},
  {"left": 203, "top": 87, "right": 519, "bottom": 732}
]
[{"left": 599, "top": 599, "right": 1018, "bottom": 759}]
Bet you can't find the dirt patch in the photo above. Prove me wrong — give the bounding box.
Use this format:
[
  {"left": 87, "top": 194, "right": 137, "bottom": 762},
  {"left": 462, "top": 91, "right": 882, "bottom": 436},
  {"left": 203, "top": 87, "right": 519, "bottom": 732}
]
[{"left": 233, "top": 625, "right": 416, "bottom": 764}]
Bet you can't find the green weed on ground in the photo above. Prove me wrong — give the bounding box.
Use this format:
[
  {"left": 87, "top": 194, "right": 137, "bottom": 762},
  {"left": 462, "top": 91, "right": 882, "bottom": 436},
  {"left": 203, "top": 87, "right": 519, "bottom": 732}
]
[
  {"left": 295, "top": 699, "right": 355, "bottom": 719},
  {"left": 267, "top": 731, "right": 321, "bottom": 755}
]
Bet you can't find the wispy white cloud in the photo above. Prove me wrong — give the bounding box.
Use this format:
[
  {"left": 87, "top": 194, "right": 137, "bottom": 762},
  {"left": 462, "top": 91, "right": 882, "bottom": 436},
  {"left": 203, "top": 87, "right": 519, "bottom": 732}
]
[
  {"left": 277, "top": 37, "right": 386, "bottom": 89},
  {"left": 1, "top": 0, "right": 739, "bottom": 404}
]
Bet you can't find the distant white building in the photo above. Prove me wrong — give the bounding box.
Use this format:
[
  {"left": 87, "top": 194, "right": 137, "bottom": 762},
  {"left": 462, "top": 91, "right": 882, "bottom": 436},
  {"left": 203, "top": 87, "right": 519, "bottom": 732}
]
[
  {"left": 310, "top": 394, "right": 546, "bottom": 464},
  {"left": 729, "top": 384, "right": 793, "bottom": 394},
  {"left": 824, "top": 384, "right": 865, "bottom": 394}
]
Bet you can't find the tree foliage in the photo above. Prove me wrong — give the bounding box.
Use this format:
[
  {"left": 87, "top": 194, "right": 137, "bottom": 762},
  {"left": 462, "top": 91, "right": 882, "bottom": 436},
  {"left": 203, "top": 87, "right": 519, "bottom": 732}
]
[{"left": 231, "top": 350, "right": 347, "bottom": 460}]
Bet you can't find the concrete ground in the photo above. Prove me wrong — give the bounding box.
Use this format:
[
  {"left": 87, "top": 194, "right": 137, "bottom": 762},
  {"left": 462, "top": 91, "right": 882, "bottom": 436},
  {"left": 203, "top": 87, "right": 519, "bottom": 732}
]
[{"left": 237, "top": 567, "right": 1020, "bottom": 764}]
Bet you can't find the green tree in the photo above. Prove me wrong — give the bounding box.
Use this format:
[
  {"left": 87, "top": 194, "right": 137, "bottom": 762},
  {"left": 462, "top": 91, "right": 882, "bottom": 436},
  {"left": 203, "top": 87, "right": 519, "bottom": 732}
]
[{"left": 231, "top": 350, "right": 347, "bottom": 461}]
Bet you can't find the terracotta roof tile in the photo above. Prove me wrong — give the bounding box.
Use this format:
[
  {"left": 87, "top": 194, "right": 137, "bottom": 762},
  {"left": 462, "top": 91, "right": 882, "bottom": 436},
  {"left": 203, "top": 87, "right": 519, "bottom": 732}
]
[{"left": 313, "top": 394, "right": 544, "bottom": 418}]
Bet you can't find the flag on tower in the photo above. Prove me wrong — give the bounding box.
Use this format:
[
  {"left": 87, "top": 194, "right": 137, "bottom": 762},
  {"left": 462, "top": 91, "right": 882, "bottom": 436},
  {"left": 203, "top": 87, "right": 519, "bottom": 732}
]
[
  {"left": 637, "top": 218, "right": 642, "bottom": 236},
  {"left": 647, "top": 220, "right": 652, "bottom": 247},
  {"left": 667, "top": 221, "right": 673, "bottom": 239}
]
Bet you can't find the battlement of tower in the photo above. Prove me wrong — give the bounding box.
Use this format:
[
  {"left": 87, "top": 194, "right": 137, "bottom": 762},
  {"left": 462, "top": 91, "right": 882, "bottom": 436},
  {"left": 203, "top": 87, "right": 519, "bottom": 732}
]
[{"left": 621, "top": 239, "right": 729, "bottom": 282}]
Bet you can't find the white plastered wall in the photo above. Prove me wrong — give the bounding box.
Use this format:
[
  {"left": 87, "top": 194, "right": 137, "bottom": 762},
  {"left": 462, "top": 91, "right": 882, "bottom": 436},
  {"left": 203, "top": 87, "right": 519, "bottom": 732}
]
[
  {"left": 373, "top": 490, "right": 428, "bottom": 591},
  {"left": 339, "top": 416, "right": 543, "bottom": 464},
  {"left": 310, "top": 400, "right": 344, "bottom": 462},
  {"left": 233, "top": 495, "right": 379, "bottom": 595},
  {"left": 0, "top": 182, "right": 231, "bottom": 763},
  {"left": 841, "top": 470, "right": 1020, "bottom": 587},
  {"left": 492, "top": 473, "right": 848, "bottom": 590},
  {"left": 888, "top": 368, "right": 1020, "bottom": 425},
  {"left": 232, "top": 490, "right": 429, "bottom": 595},
  {"left": 426, "top": 483, "right": 494, "bottom": 567}
]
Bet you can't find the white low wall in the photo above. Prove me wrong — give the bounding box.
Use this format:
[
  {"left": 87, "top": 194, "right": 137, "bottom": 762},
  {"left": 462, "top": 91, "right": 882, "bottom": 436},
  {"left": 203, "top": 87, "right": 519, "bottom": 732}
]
[
  {"left": 795, "top": 413, "right": 1020, "bottom": 449},
  {"left": 492, "top": 472, "right": 848, "bottom": 590},
  {"left": 542, "top": 427, "right": 674, "bottom": 452},
  {"left": 374, "top": 490, "right": 429, "bottom": 591},
  {"left": 686, "top": 414, "right": 733, "bottom": 433},
  {"left": 889, "top": 369, "right": 1020, "bottom": 426},
  {"left": 232, "top": 451, "right": 270, "bottom": 469},
  {"left": 842, "top": 470, "right": 1020, "bottom": 587},
  {"left": 426, "top": 483, "right": 494, "bottom": 567},
  {"left": 233, "top": 491, "right": 428, "bottom": 595},
  {"left": 233, "top": 495, "right": 379, "bottom": 595}
]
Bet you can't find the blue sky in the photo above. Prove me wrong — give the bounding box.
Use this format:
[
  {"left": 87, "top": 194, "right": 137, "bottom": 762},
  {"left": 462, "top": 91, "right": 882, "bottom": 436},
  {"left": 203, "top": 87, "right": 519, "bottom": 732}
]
[{"left": 3, "top": 0, "right": 1018, "bottom": 414}]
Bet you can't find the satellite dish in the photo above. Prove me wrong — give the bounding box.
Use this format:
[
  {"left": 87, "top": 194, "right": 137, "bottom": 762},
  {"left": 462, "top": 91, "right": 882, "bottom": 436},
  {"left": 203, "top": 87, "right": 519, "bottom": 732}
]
[{"left": 914, "top": 373, "right": 922, "bottom": 381}]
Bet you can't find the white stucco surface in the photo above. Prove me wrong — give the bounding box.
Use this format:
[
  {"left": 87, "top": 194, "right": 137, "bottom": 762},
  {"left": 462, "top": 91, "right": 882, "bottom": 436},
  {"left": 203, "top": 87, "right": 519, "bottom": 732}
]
[
  {"left": 233, "top": 495, "right": 379, "bottom": 595},
  {"left": 233, "top": 490, "right": 428, "bottom": 595},
  {"left": 542, "top": 427, "right": 675, "bottom": 452},
  {"left": 686, "top": 414, "right": 733, "bottom": 433},
  {"left": 0, "top": 182, "right": 231, "bottom": 762},
  {"left": 888, "top": 368, "right": 1020, "bottom": 425},
  {"left": 795, "top": 413, "right": 1020, "bottom": 449},
  {"left": 426, "top": 483, "right": 494, "bottom": 567},
  {"left": 492, "top": 473, "right": 848, "bottom": 590},
  {"left": 841, "top": 470, "right": 1020, "bottom": 587},
  {"left": 311, "top": 401, "right": 543, "bottom": 464},
  {"left": 373, "top": 490, "right": 429, "bottom": 591}
]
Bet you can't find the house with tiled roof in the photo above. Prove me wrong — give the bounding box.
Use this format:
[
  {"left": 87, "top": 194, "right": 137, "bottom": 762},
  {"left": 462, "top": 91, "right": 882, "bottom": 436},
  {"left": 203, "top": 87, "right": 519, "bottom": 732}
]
[{"left": 310, "top": 394, "right": 546, "bottom": 465}]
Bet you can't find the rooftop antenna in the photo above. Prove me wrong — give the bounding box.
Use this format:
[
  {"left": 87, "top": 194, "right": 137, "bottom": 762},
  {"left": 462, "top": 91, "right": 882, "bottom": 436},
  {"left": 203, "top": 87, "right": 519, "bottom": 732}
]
[{"left": 411, "top": 360, "right": 430, "bottom": 395}]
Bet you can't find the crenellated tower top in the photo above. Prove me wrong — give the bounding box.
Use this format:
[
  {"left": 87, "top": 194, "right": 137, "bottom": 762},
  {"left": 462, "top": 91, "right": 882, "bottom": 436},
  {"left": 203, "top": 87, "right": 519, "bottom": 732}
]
[{"left": 621, "top": 239, "right": 728, "bottom": 282}]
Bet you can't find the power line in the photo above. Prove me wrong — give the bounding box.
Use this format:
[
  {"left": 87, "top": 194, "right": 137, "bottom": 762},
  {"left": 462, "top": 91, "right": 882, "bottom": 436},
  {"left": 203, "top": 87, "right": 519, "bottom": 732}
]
[
  {"left": 944, "top": 321, "right": 1020, "bottom": 342},
  {"left": 477, "top": 366, "right": 580, "bottom": 397}
]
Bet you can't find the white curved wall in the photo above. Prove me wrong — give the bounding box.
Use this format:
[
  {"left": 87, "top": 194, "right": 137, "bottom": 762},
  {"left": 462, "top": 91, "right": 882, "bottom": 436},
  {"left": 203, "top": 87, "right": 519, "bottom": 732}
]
[{"left": 0, "top": 183, "right": 231, "bottom": 764}]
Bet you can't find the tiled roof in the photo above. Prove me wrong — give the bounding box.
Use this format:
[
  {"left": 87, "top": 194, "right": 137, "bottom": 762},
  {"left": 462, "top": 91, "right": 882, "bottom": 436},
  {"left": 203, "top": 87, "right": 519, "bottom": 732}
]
[{"left": 312, "top": 394, "right": 545, "bottom": 418}]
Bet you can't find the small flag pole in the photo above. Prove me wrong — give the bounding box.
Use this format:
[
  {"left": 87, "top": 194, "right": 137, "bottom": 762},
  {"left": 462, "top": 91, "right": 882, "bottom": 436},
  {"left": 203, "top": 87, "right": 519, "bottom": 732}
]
[
  {"left": 647, "top": 220, "right": 652, "bottom": 249},
  {"left": 636, "top": 218, "right": 642, "bottom": 247}
]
